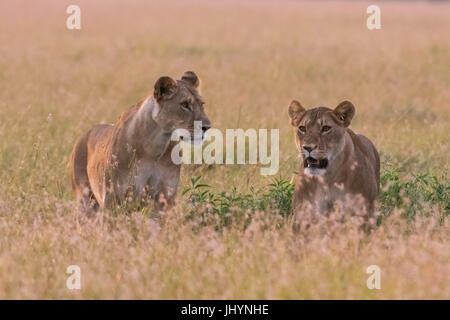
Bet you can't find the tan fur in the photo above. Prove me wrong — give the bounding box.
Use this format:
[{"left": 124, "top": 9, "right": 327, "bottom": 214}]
[
  {"left": 69, "top": 71, "right": 210, "bottom": 216},
  {"left": 288, "top": 100, "right": 380, "bottom": 217}
]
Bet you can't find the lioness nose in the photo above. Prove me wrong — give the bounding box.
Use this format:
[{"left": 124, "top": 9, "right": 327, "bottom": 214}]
[
  {"left": 202, "top": 123, "right": 211, "bottom": 133},
  {"left": 303, "top": 145, "right": 316, "bottom": 153}
]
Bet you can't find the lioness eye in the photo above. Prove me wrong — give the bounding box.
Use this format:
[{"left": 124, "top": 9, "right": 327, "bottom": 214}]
[
  {"left": 299, "top": 126, "right": 306, "bottom": 133},
  {"left": 181, "top": 101, "right": 191, "bottom": 111},
  {"left": 322, "top": 126, "right": 331, "bottom": 132}
]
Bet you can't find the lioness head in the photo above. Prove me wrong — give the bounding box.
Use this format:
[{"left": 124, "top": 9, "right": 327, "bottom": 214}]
[
  {"left": 288, "top": 100, "right": 355, "bottom": 176},
  {"left": 152, "top": 71, "right": 211, "bottom": 143}
]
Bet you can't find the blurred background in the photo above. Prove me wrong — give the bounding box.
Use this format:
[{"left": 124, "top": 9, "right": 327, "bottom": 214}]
[{"left": 0, "top": 0, "right": 448, "bottom": 191}]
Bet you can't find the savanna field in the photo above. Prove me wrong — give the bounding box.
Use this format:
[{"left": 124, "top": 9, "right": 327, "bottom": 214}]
[{"left": 0, "top": 0, "right": 449, "bottom": 299}]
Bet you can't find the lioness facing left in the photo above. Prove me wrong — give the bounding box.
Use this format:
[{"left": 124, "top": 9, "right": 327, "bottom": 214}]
[
  {"left": 288, "top": 100, "right": 380, "bottom": 217},
  {"left": 70, "top": 71, "right": 210, "bottom": 215}
]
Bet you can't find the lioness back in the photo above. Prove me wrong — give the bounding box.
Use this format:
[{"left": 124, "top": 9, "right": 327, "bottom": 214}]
[{"left": 356, "top": 133, "right": 380, "bottom": 191}]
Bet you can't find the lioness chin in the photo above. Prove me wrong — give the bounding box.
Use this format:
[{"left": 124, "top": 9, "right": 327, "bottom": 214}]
[
  {"left": 288, "top": 100, "right": 380, "bottom": 218},
  {"left": 70, "top": 71, "right": 211, "bottom": 216}
]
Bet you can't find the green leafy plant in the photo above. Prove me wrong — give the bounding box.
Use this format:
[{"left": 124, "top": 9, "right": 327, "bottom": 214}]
[
  {"left": 182, "top": 175, "right": 295, "bottom": 228},
  {"left": 184, "top": 165, "right": 448, "bottom": 226},
  {"left": 380, "top": 164, "right": 449, "bottom": 220}
]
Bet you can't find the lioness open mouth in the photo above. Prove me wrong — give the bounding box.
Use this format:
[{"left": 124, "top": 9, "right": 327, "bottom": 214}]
[
  {"left": 304, "top": 157, "right": 328, "bottom": 169},
  {"left": 180, "top": 135, "right": 205, "bottom": 145}
]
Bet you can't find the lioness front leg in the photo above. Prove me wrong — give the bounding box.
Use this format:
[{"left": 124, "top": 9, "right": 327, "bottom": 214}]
[{"left": 151, "top": 188, "right": 176, "bottom": 219}]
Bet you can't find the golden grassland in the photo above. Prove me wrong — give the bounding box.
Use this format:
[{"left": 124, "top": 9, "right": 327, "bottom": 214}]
[{"left": 0, "top": 0, "right": 449, "bottom": 299}]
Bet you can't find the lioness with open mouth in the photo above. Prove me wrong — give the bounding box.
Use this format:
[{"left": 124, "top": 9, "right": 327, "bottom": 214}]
[
  {"left": 70, "top": 71, "right": 211, "bottom": 216},
  {"left": 288, "top": 100, "right": 380, "bottom": 217}
]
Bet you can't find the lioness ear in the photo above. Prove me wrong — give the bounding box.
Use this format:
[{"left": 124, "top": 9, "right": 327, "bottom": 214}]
[
  {"left": 154, "top": 76, "right": 177, "bottom": 102},
  {"left": 288, "top": 100, "right": 306, "bottom": 126},
  {"left": 181, "top": 71, "right": 200, "bottom": 88},
  {"left": 333, "top": 100, "right": 355, "bottom": 127}
]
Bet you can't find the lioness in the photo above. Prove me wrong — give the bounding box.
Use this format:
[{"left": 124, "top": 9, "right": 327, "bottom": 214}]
[
  {"left": 288, "top": 100, "right": 380, "bottom": 216},
  {"left": 70, "top": 71, "right": 210, "bottom": 215}
]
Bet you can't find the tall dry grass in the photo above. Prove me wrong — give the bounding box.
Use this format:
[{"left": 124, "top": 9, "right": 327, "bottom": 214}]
[{"left": 0, "top": 0, "right": 449, "bottom": 298}]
